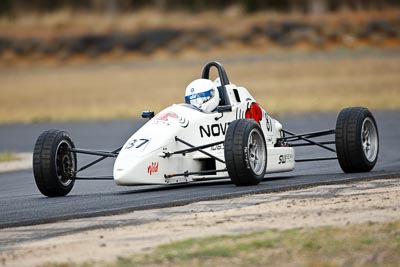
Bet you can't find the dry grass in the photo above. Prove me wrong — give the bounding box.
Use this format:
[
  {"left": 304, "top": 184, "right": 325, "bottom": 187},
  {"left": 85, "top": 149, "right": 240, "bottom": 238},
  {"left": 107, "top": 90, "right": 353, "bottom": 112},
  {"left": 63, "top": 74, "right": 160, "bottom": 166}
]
[
  {"left": 0, "top": 151, "right": 19, "bottom": 162},
  {"left": 125, "top": 221, "right": 400, "bottom": 267},
  {"left": 40, "top": 220, "right": 400, "bottom": 267},
  {"left": 0, "top": 52, "right": 399, "bottom": 124}
]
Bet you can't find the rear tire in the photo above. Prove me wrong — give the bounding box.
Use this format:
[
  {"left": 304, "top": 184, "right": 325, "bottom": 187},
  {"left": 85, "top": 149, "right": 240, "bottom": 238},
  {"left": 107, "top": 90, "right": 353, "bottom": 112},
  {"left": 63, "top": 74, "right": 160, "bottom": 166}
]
[
  {"left": 335, "top": 107, "right": 379, "bottom": 173},
  {"left": 33, "top": 130, "right": 77, "bottom": 197},
  {"left": 224, "top": 119, "right": 267, "bottom": 186}
]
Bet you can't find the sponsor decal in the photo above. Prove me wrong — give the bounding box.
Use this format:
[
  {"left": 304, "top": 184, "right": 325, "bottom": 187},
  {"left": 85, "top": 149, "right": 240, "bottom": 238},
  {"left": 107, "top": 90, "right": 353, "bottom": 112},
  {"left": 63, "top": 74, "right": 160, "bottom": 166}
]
[
  {"left": 154, "top": 111, "right": 178, "bottom": 121},
  {"left": 211, "top": 144, "right": 224, "bottom": 151},
  {"left": 147, "top": 162, "right": 159, "bottom": 175},
  {"left": 244, "top": 146, "right": 251, "bottom": 169},
  {"left": 153, "top": 111, "right": 189, "bottom": 128},
  {"left": 199, "top": 122, "right": 229, "bottom": 138},
  {"left": 278, "top": 154, "right": 294, "bottom": 164},
  {"left": 178, "top": 116, "right": 189, "bottom": 128},
  {"left": 265, "top": 113, "right": 273, "bottom": 132}
]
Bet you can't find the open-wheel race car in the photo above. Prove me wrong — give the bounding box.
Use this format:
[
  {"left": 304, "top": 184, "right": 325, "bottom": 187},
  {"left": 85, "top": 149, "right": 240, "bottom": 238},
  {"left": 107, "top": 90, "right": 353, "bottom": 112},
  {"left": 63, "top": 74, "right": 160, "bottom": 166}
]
[{"left": 33, "top": 61, "right": 379, "bottom": 197}]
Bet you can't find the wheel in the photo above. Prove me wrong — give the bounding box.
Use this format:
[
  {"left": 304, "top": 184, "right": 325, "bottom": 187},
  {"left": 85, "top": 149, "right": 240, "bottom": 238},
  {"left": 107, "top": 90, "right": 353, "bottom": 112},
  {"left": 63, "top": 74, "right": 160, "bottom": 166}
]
[
  {"left": 335, "top": 107, "right": 379, "bottom": 173},
  {"left": 224, "top": 119, "right": 267, "bottom": 186},
  {"left": 33, "top": 130, "right": 77, "bottom": 197}
]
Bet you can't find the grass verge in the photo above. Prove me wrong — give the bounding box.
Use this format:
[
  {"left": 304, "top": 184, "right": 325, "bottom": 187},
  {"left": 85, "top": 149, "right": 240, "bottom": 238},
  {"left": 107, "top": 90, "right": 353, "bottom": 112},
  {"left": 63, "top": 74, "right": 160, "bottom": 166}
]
[
  {"left": 40, "top": 220, "right": 400, "bottom": 267},
  {"left": 0, "top": 151, "right": 19, "bottom": 162}
]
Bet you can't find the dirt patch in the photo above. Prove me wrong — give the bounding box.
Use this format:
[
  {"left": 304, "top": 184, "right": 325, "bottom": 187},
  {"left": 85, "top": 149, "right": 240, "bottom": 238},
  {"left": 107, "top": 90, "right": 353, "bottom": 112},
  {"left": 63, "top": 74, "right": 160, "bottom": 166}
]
[{"left": 1, "top": 178, "right": 399, "bottom": 267}]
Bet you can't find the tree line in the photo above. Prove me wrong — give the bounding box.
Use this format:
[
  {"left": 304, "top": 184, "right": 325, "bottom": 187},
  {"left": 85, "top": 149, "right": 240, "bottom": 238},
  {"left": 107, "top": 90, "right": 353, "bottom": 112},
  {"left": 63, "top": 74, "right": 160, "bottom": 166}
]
[{"left": 1, "top": 0, "right": 399, "bottom": 15}]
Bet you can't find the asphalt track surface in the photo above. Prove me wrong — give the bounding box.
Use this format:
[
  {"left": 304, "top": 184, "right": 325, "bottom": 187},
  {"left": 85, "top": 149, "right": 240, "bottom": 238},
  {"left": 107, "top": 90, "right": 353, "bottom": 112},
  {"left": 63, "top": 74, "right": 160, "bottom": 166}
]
[{"left": 0, "top": 110, "right": 399, "bottom": 229}]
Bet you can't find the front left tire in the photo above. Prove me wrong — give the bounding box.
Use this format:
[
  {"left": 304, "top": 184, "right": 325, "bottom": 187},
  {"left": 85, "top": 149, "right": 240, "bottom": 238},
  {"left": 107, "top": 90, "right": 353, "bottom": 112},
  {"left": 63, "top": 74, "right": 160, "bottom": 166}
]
[
  {"left": 224, "top": 119, "right": 267, "bottom": 186},
  {"left": 33, "top": 129, "right": 77, "bottom": 197}
]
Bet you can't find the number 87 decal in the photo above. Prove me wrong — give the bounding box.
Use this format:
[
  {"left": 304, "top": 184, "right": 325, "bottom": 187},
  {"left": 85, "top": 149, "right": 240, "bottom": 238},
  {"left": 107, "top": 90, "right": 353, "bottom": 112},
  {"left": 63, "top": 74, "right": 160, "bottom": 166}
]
[{"left": 125, "top": 139, "right": 150, "bottom": 151}]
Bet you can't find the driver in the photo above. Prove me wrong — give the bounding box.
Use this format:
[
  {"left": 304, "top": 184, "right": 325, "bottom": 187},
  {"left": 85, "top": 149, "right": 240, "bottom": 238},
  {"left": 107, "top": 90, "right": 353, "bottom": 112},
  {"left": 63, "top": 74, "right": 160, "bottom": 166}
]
[{"left": 184, "top": 78, "right": 220, "bottom": 112}]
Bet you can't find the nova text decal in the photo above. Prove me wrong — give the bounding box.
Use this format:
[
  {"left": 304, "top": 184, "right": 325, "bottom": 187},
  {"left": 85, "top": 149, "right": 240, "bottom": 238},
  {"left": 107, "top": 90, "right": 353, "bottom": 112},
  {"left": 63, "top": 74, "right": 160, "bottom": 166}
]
[{"left": 199, "top": 123, "right": 229, "bottom": 138}]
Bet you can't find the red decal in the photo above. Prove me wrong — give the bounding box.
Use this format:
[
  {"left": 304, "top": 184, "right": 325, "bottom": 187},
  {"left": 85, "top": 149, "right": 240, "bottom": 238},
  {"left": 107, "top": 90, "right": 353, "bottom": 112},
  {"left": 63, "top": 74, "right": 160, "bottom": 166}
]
[
  {"left": 154, "top": 111, "right": 178, "bottom": 121},
  {"left": 245, "top": 103, "right": 262, "bottom": 124},
  {"left": 147, "top": 162, "right": 159, "bottom": 175},
  {"left": 153, "top": 110, "right": 189, "bottom": 128}
]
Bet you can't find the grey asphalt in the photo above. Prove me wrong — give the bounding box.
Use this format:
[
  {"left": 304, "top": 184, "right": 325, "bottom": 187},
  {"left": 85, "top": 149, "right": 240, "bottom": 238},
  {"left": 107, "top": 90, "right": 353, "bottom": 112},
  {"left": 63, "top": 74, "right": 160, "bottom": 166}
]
[{"left": 0, "top": 110, "right": 399, "bottom": 229}]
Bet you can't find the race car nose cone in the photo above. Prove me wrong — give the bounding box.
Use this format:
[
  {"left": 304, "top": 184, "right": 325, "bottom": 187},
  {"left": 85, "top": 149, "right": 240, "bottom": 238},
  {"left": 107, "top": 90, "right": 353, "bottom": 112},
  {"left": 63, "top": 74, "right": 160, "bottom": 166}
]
[
  {"left": 113, "top": 167, "right": 124, "bottom": 180},
  {"left": 114, "top": 164, "right": 147, "bottom": 185},
  {"left": 113, "top": 150, "right": 167, "bottom": 185}
]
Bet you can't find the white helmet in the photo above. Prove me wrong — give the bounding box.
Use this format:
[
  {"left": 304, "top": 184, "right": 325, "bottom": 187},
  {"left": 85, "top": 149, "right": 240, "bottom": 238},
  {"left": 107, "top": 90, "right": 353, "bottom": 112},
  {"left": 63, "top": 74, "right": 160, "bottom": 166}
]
[{"left": 185, "top": 78, "right": 220, "bottom": 112}]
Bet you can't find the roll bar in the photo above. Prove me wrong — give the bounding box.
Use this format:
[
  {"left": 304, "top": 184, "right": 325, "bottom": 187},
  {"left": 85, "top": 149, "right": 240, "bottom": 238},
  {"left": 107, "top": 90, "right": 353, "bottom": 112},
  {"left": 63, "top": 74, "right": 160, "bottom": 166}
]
[
  {"left": 201, "top": 61, "right": 231, "bottom": 106},
  {"left": 201, "top": 61, "right": 230, "bottom": 86}
]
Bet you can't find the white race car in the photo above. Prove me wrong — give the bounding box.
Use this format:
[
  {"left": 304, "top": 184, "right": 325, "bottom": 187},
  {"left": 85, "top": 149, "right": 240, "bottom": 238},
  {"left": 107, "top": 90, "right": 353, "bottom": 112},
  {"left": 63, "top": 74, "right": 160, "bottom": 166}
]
[{"left": 33, "top": 61, "right": 379, "bottom": 197}]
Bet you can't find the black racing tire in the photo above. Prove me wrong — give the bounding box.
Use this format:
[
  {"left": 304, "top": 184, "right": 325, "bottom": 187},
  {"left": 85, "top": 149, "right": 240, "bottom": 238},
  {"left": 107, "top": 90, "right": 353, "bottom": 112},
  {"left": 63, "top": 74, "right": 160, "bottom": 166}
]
[
  {"left": 335, "top": 107, "right": 379, "bottom": 173},
  {"left": 33, "top": 130, "right": 77, "bottom": 197},
  {"left": 224, "top": 119, "right": 267, "bottom": 186}
]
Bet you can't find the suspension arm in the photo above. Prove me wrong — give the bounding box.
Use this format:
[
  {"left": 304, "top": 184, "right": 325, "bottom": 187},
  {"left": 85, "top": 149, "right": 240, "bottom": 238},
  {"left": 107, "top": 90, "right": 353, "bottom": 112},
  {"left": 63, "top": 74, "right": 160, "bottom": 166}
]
[
  {"left": 291, "top": 141, "right": 335, "bottom": 147},
  {"left": 74, "top": 146, "right": 122, "bottom": 173},
  {"left": 175, "top": 137, "right": 225, "bottom": 164},
  {"left": 168, "top": 140, "right": 224, "bottom": 156},
  {"left": 282, "top": 129, "right": 336, "bottom": 153},
  {"left": 295, "top": 157, "right": 337, "bottom": 162},
  {"left": 67, "top": 148, "right": 118, "bottom": 158},
  {"left": 281, "top": 129, "right": 335, "bottom": 141},
  {"left": 165, "top": 168, "right": 227, "bottom": 178}
]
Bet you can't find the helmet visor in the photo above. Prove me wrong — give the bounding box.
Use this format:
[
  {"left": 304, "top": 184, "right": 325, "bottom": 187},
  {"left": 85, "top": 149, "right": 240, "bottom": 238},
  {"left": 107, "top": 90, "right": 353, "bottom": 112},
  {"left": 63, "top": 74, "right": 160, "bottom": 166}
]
[{"left": 185, "top": 89, "right": 215, "bottom": 106}]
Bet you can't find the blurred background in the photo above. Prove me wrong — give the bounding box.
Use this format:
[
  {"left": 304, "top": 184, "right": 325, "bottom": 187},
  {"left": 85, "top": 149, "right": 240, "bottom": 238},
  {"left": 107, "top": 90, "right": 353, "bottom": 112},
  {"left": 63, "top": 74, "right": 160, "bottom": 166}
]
[{"left": 0, "top": 0, "right": 399, "bottom": 123}]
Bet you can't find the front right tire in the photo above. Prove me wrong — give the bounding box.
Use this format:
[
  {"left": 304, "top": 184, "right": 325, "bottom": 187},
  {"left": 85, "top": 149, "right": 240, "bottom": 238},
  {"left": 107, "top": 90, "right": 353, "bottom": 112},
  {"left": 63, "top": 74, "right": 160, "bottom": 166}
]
[{"left": 33, "top": 129, "right": 76, "bottom": 197}]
